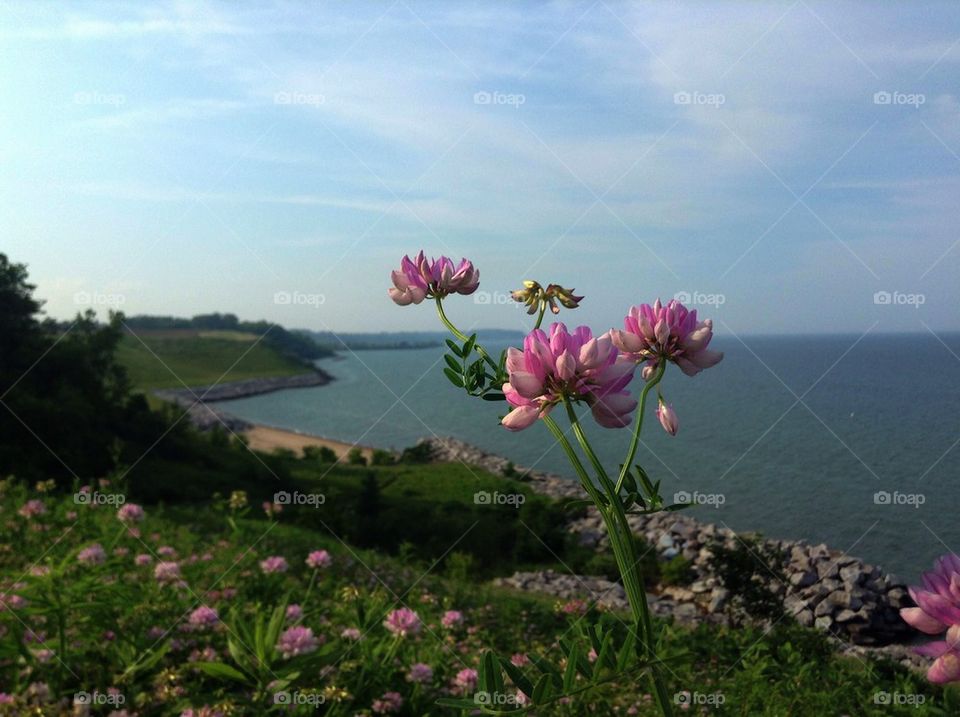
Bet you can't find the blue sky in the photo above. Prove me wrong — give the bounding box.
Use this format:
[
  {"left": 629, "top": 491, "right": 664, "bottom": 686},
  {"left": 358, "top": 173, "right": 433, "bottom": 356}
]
[{"left": 2, "top": 1, "right": 959, "bottom": 336}]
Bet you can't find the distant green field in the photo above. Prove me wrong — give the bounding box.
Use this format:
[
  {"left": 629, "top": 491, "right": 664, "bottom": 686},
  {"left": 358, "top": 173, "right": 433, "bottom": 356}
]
[{"left": 117, "top": 328, "right": 306, "bottom": 391}]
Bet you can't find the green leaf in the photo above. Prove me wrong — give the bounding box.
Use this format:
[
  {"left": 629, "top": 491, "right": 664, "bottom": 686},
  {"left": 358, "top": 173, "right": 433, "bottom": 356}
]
[
  {"left": 480, "top": 650, "right": 498, "bottom": 697},
  {"left": 562, "top": 644, "right": 579, "bottom": 690},
  {"left": 196, "top": 661, "right": 248, "bottom": 683},
  {"left": 446, "top": 339, "right": 464, "bottom": 357},
  {"left": 596, "top": 631, "right": 615, "bottom": 670},
  {"left": 529, "top": 655, "right": 563, "bottom": 689},
  {"left": 443, "top": 367, "right": 464, "bottom": 387},
  {"left": 481, "top": 392, "right": 505, "bottom": 401},
  {"left": 617, "top": 630, "right": 637, "bottom": 671},
  {"left": 436, "top": 697, "right": 480, "bottom": 710},
  {"left": 531, "top": 674, "right": 551, "bottom": 704},
  {"left": 463, "top": 334, "right": 477, "bottom": 357},
  {"left": 499, "top": 657, "right": 534, "bottom": 701},
  {"left": 444, "top": 354, "right": 462, "bottom": 372}
]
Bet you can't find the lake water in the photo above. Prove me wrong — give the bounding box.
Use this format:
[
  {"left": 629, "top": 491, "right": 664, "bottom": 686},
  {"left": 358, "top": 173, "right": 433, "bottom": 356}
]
[{"left": 212, "top": 333, "right": 960, "bottom": 583}]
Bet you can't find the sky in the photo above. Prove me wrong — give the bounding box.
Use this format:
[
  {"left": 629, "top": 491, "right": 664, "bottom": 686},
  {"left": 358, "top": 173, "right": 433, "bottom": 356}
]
[{"left": 2, "top": 1, "right": 959, "bottom": 337}]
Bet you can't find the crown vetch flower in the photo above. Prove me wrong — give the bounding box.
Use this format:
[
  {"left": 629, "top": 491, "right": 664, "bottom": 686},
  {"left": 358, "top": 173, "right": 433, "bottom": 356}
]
[
  {"left": 260, "top": 556, "right": 288, "bottom": 574},
  {"left": 117, "top": 503, "right": 144, "bottom": 524},
  {"left": 188, "top": 606, "right": 219, "bottom": 628},
  {"left": 77, "top": 543, "right": 106, "bottom": 566},
  {"left": 383, "top": 607, "right": 421, "bottom": 637},
  {"left": 276, "top": 625, "right": 319, "bottom": 659},
  {"left": 389, "top": 251, "right": 479, "bottom": 305},
  {"left": 656, "top": 399, "right": 679, "bottom": 436},
  {"left": 612, "top": 299, "right": 723, "bottom": 376},
  {"left": 306, "top": 550, "right": 332, "bottom": 569},
  {"left": 544, "top": 284, "right": 583, "bottom": 313},
  {"left": 501, "top": 323, "right": 636, "bottom": 431},
  {"left": 902, "top": 554, "right": 960, "bottom": 684}
]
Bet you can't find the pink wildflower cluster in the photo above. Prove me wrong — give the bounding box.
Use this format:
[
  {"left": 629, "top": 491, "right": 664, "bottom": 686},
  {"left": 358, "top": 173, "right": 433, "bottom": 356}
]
[
  {"left": 276, "top": 625, "right": 319, "bottom": 659},
  {"left": 305, "top": 550, "right": 332, "bottom": 569},
  {"left": 902, "top": 554, "right": 960, "bottom": 683},
  {"left": 389, "top": 252, "right": 479, "bottom": 305},
  {"left": 383, "top": 608, "right": 421, "bottom": 638},
  {"left": 372, "top": 691, "right": 404, "bottom": 714},
  {"left": 259, "top": 556, "right": 288, "bottom": 574}
]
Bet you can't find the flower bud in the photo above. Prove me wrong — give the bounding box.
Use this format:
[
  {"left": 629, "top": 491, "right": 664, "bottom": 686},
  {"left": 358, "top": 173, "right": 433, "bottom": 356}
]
[
  {"left": 656, "top": 398, "right": 678, "bottom": 436},
  {"left": 544, "top": 284, "right": 583, "bottom": 313}
]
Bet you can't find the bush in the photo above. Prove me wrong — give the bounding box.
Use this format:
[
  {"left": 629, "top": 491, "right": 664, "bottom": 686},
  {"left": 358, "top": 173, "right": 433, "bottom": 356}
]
[
  {"left": 346, "top": 447, "right": 367, "bottom": 466},
  {"left": 707, "top": 533, "right": 787, "bottom": 624},
  {"left": 660, "top": 555, "right": 695, "bottom": 586},
  {"left": 398, "top": 442, "right": 434, "bottom": 464},
  {"left": 370, "top": 448, "right": 395, "bottom": 466},
  {"left": 302, "top": 445, "right": 338, "bottom": 462}
]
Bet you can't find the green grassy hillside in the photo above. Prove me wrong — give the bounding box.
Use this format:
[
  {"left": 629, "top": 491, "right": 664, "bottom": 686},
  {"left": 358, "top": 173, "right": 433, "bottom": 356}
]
[{"left": 117, "top": 328, "right": 308, "bottom": 391}]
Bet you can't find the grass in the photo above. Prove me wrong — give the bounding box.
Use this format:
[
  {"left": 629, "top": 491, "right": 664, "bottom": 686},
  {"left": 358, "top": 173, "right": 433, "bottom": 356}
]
[{"left": 117, "top": 329, "right": 307, "bottom": 391}]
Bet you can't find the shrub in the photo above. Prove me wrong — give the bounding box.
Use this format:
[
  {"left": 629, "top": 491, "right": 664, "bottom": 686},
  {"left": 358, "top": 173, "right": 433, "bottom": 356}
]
[{"left": 346, "top": 447, "right": 367, "bottom": 466}]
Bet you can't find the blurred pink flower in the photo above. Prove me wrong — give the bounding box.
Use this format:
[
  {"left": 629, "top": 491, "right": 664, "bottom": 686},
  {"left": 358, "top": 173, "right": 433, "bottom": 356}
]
[
  {"left": 441, "top": 610, "right": 464, "bottom": 629},
  {"left": 117, "top": 503, "right": 144, "bottom": 524},
  {"left": 372, "top": 691, "right": 404, "bottom": 714},
  {"left": 154, "top": 561, "right": 181, "bottom": 583},
  {"left": 341, "top": 627, "right": 362, "bottom": 640},
  {"left": 383, "top": 607, "right": 421, "bottom": 638},
  {"left": 188, "top": 606, "right": 219, "bottom": 628},
  {"left": 406, "top": 662, "right": 433, "bottom": 683},
  {"left": 260, "top": 556, "right": 288, "bottom": 574},
  {"left": 388, "top": 251, "right": 479, "bottom": 305},
  {"left": 77, "top": 543, "right": 106, "bottom": 566},
  {"left": 501, "top": 323, "right": 636, "bottom": 431},
  {"left": 612, "top": 299, "right": 723, "bottom": 377},
  {"left": 656, "top": 399, "right": 679, "bottom": 436},
  {"left": 276, "top": 625, "right": 319, "bottom": 658},
  {"left": 18, "top": 500, "right": 46, "bottom": 519},
  {"left": 285, "top": 604, "right": 303, "bottom": 621},
  {"left": 134, "top": 554, "right": 153, "bottom": 566},
  {"left": 306, "top": 550, "right": 332, "bottom": 569},
  {"left": 510, "top": 653, "right": 530, "bottom": 667},
  {"left": 903, "top": 554, "right": 960, "bottom": 683},
  {"left": 453, "top": 668, "right": 478, "bottom": 693}
]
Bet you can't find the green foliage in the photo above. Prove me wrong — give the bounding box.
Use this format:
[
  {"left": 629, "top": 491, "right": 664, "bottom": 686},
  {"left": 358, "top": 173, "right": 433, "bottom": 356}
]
[
  {"left": 370, "top": 448, "right": 395, "bottom": 466},
  {"left": 660, "top": 555, "right": 695, "bottom": 587},
  {"left": 301, "top": 445, "right": 338, "bottom": 463},
  {"left": 399, "top": 441, "right": 434, "bottom": 464},
  {"left": 347, "top": 447, "right": 367, "bottom": 466}
]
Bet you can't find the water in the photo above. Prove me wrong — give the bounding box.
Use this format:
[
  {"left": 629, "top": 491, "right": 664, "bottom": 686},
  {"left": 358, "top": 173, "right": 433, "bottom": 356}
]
[{"left": 212, "top": 333, "right": 960, "bottom": 583}]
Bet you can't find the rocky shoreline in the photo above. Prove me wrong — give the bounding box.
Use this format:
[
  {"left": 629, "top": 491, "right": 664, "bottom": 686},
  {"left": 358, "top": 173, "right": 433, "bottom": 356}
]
[
  {"left": 152, "top": 371, "right": 332, "bottom": 431},
  {"left": 418, "top": 437, "right": 923, "bottom": 671}
]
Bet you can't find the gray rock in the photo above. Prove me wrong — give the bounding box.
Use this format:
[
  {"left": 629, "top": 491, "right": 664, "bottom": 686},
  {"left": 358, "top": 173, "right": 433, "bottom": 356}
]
[{"left": 790, "top": 570, "right": 818, "bottom": 589}]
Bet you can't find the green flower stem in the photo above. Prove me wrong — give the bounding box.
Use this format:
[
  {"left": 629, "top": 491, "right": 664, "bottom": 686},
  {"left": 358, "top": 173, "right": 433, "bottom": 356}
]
[
  {"left": 434, "top": 297, "right": 500, "bottom": 372},
  {"left": 532, "top": 302, "right": 547, "bottom": 331},
  {"left": 615, "top": 361, "right": 666, "bottom": 495},
  {"left": 561, "top": 398, "right": 674, "bottom": 717}
]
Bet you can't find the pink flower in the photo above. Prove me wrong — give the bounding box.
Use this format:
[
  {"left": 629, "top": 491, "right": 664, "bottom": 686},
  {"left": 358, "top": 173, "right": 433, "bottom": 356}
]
[
  {"left": 260, "top": 556, "right": 288, "bottom": 574},
  {"left": 388, "top": 251, "right": 480, "bottom": 305},
  {"left": 612, "top": 299, "right": 723, "bottom": 377},
  {"left": 656, "top": 399, "right": 679, "bottom": 436},
  {"left": 286, "top": 604, "right": 303, "bottom": 621},
  {"left": 77, "top": 543, "right": 106, "bottom": 566},
  {"left": 406, "top": 662, "right": 433, "bottom": 683},
  {"left": 383, "top": 607, "right": 421, "bottom": 638},
  {"left": 453, "top": 668, "right": 478, "bottom": 693},
  {"left": 154, "top": 561, "right": 181, "bottom": 583},
  {"left": 18, "top": 500, "right": 46, "bottom": 519},
  {"left": 157, "top": 546, "right": 177, "bottom": 557},
  {"left": 134, "top": 554, "right": 153, "bottom": 566},
  {"left": 263, "top": 501, "right": 283, "bottom": 518},
  {"left": 305, "top": 550, "right": 332, "bottom": 569},
  {"left": 441, "top": 610, "right": 464, "bottom": 629},
  {"left": 372, "top": 691, "right": 404, "bottom": 714},
  {"left": 188, "top": 606, "right": 219, "bottom": 628},
  {"left": 117, "top": 503, "right": 144, "bottom": 523},
  {"left": 510, "top": 653, "right": 530, "bottom": 667},
  {"left": 276, "top": 625, "right": 319, "bottom": 658},
  {"left": 341, "top": 627, "right": 362, "bottom": 640},
  {"left": 902, "top": 554, "right": 960, "bottom": 684},
  {"left": 501, "top": 323, "right": 636, "bottom": 431}
]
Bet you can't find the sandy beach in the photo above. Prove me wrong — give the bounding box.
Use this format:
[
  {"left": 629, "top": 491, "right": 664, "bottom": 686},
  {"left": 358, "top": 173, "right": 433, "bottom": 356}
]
[{"left": 242, "top": 424, "right": 375, "bottom": 461}]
